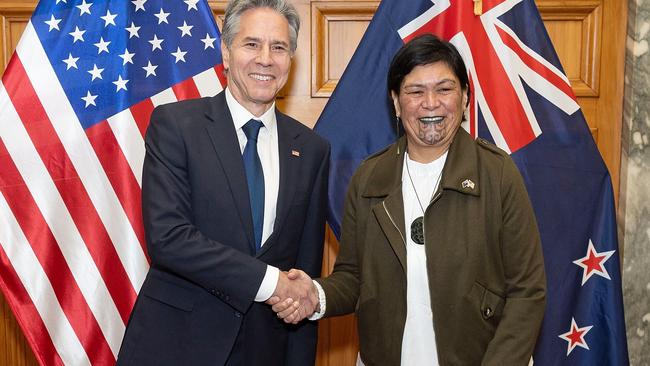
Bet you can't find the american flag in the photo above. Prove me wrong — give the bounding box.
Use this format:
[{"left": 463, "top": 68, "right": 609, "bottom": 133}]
[
  {"left": 315, "top": 0, "right": 629, "bottom": 364},
  {"left": 0, "top": 0, "right": 225, "bottom": 364}
]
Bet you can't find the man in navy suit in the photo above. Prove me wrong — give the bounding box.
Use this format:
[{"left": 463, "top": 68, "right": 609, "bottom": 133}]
[{"left": 116, "top": 0, "right": 329, "bottom": 365}]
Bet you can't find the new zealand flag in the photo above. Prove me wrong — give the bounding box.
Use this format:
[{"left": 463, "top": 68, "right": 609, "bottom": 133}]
[{"left": 314, "top": 0, "right": 629, "bottom": 364}]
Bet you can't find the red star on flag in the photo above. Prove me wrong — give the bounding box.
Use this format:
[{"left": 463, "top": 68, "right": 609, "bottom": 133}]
[
  {"left": 558, "top": 317, "right": 593, "bottom": 355},
  {"left": 573, "top": 239, "right": 615, "bottom": 286}
]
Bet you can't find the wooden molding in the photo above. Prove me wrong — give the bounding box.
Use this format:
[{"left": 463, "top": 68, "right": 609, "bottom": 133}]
[
  {"left": 0, "top": 3, "right": 36, "bottom": 74},
  {"left": 537, "top": 0, "right": 602, "bottom": 97},
  {"left": 207, "top": 1, "right": 227, "bottom": 29},
  {"left": 311, "top": 2, "right": 378, "bottom": 97}
]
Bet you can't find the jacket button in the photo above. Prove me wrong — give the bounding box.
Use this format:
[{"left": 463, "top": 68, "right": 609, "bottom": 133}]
[{"left": 484, "top": 307, "right": 492, "bottom": 317}]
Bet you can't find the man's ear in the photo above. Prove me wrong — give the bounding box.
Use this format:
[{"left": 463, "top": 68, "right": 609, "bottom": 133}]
[{"left": 221, "top": 41, "right": 230, "bottom": 71}]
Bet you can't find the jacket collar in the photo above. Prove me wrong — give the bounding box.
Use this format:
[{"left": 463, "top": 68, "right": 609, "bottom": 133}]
[{"left": 362, "top": 128, "right": 481, "bottom": 199}]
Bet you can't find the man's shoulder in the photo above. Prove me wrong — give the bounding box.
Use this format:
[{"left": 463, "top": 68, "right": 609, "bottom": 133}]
[
  {"left": 153, "top": 96, "right": 216, "bottom": 115},
  {"left": 277, "top": 112, "right": 330, "bottom": 152}
]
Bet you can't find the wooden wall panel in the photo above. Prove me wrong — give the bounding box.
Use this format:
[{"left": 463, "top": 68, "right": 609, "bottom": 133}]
[
  {"left": 311, "top": 2, "right": 377, "bottom": 96},
  {"left": 1, "top": 294, "right": 38, "bottom": 366},
  {"left": 1, "top": 4, "right": 40, "bottom": 366},
  {"left": 0, "top": 3, "right": 33, "bottom": 76},
  {"left": 541, "top": 0, "right": 602, "bottom": 97}
]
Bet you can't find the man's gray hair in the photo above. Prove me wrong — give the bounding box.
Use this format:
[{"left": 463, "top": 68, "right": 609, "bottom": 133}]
[{"left": 222, "top": 0, "right": 300, "bottom": 54}]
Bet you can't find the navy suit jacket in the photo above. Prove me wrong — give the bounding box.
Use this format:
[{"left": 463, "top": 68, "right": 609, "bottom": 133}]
[{"left": 116, "top": 91, "right": 329, "bottom": 366}]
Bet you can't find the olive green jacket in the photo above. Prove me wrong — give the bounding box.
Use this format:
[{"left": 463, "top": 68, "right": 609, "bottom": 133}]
[{"left": 318, "top": 129, "right": 546, "bottom": 366}]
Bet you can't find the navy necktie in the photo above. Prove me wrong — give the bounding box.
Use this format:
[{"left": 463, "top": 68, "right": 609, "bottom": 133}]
[{"left": 242, "top": 119, "right": 265, "bottom": 251}]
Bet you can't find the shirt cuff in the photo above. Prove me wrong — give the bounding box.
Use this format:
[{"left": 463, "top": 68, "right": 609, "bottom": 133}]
[
  {"left": 308, "top": 280, "right": 326, "bottom": 320},
  {"left": 254, "top": 265, "right": 280, "bottom": 302}
]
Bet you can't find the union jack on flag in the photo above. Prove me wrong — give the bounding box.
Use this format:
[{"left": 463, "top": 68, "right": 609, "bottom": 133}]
[
  {"left": 315, "top": 0, "right": 629, "bottom": 364},
  {"left": 0, "top": 0, "right": 225, "bottom": 364}
]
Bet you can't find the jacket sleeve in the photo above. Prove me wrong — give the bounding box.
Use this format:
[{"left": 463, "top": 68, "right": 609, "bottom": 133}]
[
  {"left": 317, "top": 165, "right": 364, "bottom": 317},
  {"left": 142, "top": 104, "right": 267, "bottom": 314},
  {"left": 481, "top": 157, "right": 547, "bottom": 366},
  {"left": 284, "top": 142, "right": 330, "bottom": 366}
]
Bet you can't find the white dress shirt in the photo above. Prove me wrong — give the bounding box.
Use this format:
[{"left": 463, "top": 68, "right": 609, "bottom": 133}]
[{"left": 224, "top": 88, "right": 279, "bottom": 302}]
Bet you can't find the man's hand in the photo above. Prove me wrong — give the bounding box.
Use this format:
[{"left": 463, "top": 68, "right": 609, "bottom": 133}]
[{"left": 266, "top": 269, "right": 318, "bottom": 324}]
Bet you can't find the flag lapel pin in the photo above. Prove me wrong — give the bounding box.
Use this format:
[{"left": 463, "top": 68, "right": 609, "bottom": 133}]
[
  {"left": 291, "top": 150, "right": 300, "bottom": 157},
  {"left": 461, "top": 179, "right": 475, "bottom": 190}
]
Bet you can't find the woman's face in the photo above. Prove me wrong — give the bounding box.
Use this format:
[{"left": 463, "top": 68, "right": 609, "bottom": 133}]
[{"left": 392, "top": 62, "right": 467, "bottom": 153}]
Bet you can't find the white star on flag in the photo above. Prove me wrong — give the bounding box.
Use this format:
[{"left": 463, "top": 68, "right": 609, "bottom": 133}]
[
  {"left": 62, "top": 53, "right": 79, "bottom": 70},
  {"left": 573, "top": 239, "right": 615, "bottom": 286},
  {"left": 184, "top": 0, "right": 200, "bottom": 11},
  {"left": 558, "top": 317, "right": 593, "bottom": 356},
  {"left": 76, "top": 0, "right": 92, "bottom": 15},
  {"left": 87, "top": 64, "right": 104, "bottom": 81},
  {"left": 113, "top": 75, "right": 129, "bottom": 92},
  {"left": 171, "top": 47, "right": 187, "bottom": 63},
  {"left": 178, "top": 21, "right": 194, "bottom": 37},
  {"left": 119, "top": 49, "right": 135, "bottom": 65},
  {"left": 201, "top": 33, "right": 216, "bottom": 49},
  {"left": 125, "top": 22, "right": 141, "bottom": 38},
  {"left": 100, "top": 10, "right": 117, "bottom": 27},
  {"left": 142, "top": 61, "right": 158, "bottom": 77},
  {"left": 45, "top": 15, "right": 62, "bottom": 32},
  {"left": 154, "top": 8, "right": 170, "bottom": 24},
  {"left": 69, "top": 26, "right": 86, "bottom": 43},
  {"left": 81, "top": 91, "right": 98, "bottom": 107},
  {"left": 149, "top": 35, "right": 164, "bottom": 51},
  {"left": 55, "top": 0, "right": 67, "bottom": 3},
  {"left": 94, "top": 37, "right": 110, "bottom": 54},
  {"left": 132, "top": 0, "right": 147, "bottom": 12}
]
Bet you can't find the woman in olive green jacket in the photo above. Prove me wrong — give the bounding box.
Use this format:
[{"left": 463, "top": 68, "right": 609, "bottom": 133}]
[{"left": 273, "top": 34, "right": 546, "bottom": 366}]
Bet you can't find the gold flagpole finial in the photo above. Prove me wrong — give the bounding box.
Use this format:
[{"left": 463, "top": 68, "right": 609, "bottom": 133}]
[{"left": 473, "top": 0, "right": 483, "bottom": 15}]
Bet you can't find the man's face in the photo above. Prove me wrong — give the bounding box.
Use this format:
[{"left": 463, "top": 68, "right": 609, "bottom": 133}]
[
  {"left": 221, "top": 7, "right": 292, "bottom": 116},
  {"left": 392, "top": 62, "right": 467, "bottom": 153}
]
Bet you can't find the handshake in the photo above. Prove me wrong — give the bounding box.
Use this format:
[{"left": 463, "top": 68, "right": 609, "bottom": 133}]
[{"left": 266, "top": 269, "right": 319, "bottom": 324}]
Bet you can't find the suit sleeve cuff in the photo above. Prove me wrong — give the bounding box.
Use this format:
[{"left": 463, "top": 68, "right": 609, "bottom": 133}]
[
  {"left": 308, "top": 280, "right": 326, "bottom": 320},
  {"left": 254, "top": 265, "right": 279, "bottom": 302}
]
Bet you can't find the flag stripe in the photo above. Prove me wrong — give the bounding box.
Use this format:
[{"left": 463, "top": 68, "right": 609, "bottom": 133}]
[
  {"left": 0, "top": 220, "right": 82, "bottom": 366},
  {"left": 1, "top": 57, "right": 124, "bottom": 358},
  {"left": 107, "top": 108, "right": 147, "bottom": 187},
  {"left": 86, "top": 120, "right": 146, "bottom": 256},
  {"left": 452, "top": 34, "right": 511, "bottom": 152},
  {"left": 193, "top": 67, "right": 224, "bottom": 97},
  {"left": 150, "top": 87, "right": 178, "bottom": 107},
  {"left": 495, "top": 25, "right": 580, "bottom": 114},
  {"left": 172, "top": 76, "right": 202, "bottom": 100},
  {"left": 0, "top": 243, "right": 64, "bottom": 366},
  {"left": 215, "top": 64, "right": 227, "bottom": 87},
  {"left": 129, "top": 98, "right": 155, "bottom": 138},
  {"left": 7, "top": 57, "right": 137, "bottom": 324},
  {"left": 0, "top": 102, "right": 106, "bottom": 365},
  {"left": 17, "top": 22, "right": 149, "bottom": 295}
]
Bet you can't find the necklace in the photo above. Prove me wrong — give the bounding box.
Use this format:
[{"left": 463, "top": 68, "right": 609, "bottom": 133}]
[{"left": 405, "top": 155, "right": 443, "bottom": 245}]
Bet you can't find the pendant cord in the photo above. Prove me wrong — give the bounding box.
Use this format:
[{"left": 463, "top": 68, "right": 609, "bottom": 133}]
[{"left": 405, "top": 153, "right": 443, "bottom": 216}]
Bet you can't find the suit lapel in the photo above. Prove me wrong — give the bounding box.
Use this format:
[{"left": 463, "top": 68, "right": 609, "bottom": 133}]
[
  {"left": 204, "top": 92, "right": 256, "bottom": 254},
  {"left": 256, "top": 112, "right": 300, "bottom": 257}
]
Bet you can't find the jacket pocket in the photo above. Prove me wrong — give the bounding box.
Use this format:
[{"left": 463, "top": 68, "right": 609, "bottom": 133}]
[
  {"left": 474, "top": 281, "right": 504, "bottom": 321},
  {"left": 142, "top": 273, "right": 196, "bottom": 311}
]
